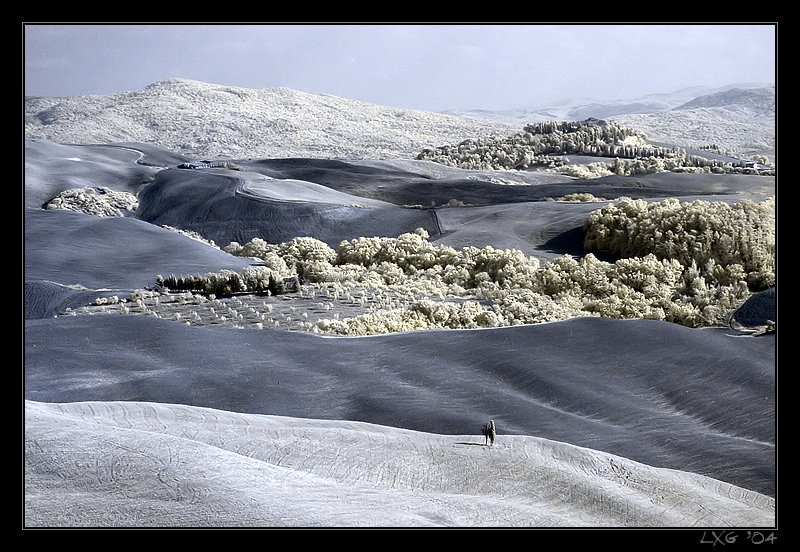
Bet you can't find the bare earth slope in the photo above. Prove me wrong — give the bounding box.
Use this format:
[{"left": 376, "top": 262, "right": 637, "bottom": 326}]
[
  {"left": 25, "top": 400, "right": 774, "bottom": 528},
  {"left": 25, "top": 314, "right": 775, "bottom": 501}
]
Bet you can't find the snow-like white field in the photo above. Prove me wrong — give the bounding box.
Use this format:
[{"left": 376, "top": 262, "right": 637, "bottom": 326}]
[{"left": 25, "top": 400, "right": 773, "bottom": 527}]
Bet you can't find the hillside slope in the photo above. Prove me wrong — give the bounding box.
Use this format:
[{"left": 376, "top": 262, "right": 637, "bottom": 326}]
[
  {"left": 24, "top": 78, "right": 520, "bottom": 160},
  {"left": 612, "top": 86, "right": 775, "bottom": 157},
  {"left": 25, "top": 399, "right": 775, "bottom": 527}
]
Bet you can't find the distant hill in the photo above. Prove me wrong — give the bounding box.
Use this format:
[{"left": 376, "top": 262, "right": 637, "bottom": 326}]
[
  {"left": 448, "top": 84, "right": 775, "bottom": 158},
  {"left": 675, "top": 86, "right": 775, "bottom": 112},
  {"left": 445, "top": 89, "right": 697, "bottom": 123},
  {"left": 612, "top": 86, "right": 775, "bottom": 158},
  {"left": 24, "top": 78, "right": 520, "bottom": 160},
  {"left": 24, "top": 78, "right": 775, "bottom": 161}
]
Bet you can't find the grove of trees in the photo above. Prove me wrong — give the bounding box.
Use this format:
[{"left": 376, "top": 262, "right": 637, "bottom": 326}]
[
  {"left": 152, "top": 196, "right": 775, "bottom": 335},
  {"left": 417, "top": 119, "right": 775, "bottom": 177}
]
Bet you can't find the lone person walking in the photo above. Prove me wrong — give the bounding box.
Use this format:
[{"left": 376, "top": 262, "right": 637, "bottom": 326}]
[{"left": 482, "top": 420, "right": 496, "bottom": 446}]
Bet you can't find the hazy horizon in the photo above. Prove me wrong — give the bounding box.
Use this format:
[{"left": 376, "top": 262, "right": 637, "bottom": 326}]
[{"left": 24, "top": 23, "right": 776, "bottom": 113}]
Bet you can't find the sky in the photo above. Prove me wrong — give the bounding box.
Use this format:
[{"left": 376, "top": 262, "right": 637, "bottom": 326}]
[{"left": 23, "top": 23, "right": 776, "bottom": 113}]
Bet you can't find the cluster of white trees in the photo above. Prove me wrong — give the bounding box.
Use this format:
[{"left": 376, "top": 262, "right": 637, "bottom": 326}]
[
  {"left": 44, "top": 186, "right": 139, "bottom": 216},
  {"left": 417, "top": 120, "right": 775, "bottom": 177},
  {"left": 155, "top": 196, "right": 774, "bottom": 335},
  {"left": 583, "top": 196, "right": 775, "bottom": 290},
  {"left": 561, "top": 153, "right": 776, "bottom": 179}
]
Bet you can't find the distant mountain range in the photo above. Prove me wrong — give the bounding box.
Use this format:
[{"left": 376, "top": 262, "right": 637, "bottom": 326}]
[
  {"left": 676, "top": 85, "right": 775, "bottom": 111},
  {"left": 444, "top": 83, "right": 775, "bottom": 159},
  {"left": 445, "top": 82, "right": 775, "bottom": 122},
  {"left": 24, "top": 79, "right": 775, "bottom": 161}
]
